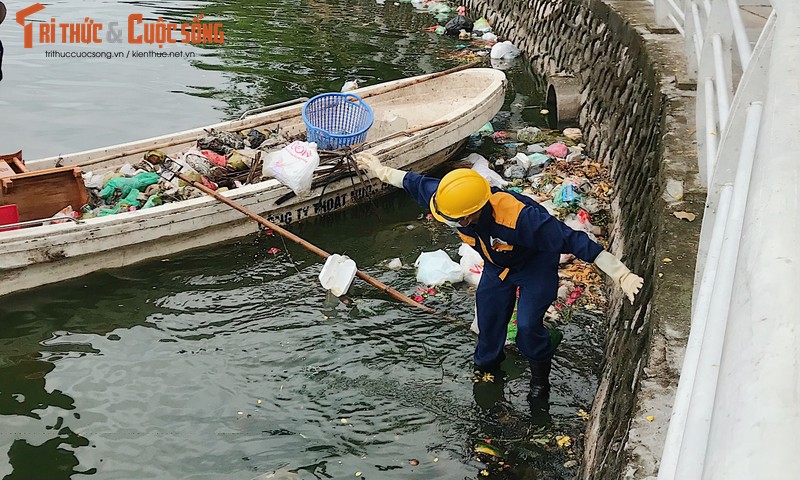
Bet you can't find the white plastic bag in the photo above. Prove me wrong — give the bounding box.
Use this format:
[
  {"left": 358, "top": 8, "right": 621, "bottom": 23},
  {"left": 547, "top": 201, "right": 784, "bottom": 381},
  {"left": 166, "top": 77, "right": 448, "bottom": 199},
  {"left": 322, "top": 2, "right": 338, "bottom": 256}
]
[
  {"left": 464, "top": 153, "right": 508, "bottom": 188},
  {"left": 564, "top": 212, "right": 600, "bottom": 238},
  {"left": 490, "top": 41, "right": 521, "bottom": 59},
  {"left": 414, "top": 250, "right": 463, "bottom": 286},
  {"left": 262, "top": 141, "right": 320, "bottom": 196},
  {"left": 458, "top": 243, "right": 484, "bottom": 287},
  {"left": 387, "top": 258, "right": 403, "bottom": 270},
  {"left": 513, "top": 152, "right": 531, "bottom": 171},
  {"left": 82, "top": 171, "right": 105, "bottom": 190}
]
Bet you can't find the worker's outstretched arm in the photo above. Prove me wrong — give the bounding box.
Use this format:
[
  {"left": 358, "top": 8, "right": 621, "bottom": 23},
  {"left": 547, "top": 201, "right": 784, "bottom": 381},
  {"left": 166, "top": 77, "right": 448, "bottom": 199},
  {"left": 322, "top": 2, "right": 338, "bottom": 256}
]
[
  {"left": 594, "top": 251, "right": 644, "bottom": 304},
  {"left": 356, "top": 153, "right": 406, "bottom": 188}
]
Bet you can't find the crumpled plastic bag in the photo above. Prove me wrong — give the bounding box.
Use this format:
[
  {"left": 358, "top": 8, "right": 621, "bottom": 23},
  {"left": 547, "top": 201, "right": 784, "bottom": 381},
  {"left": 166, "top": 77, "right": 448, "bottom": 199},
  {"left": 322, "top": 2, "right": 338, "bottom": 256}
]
[
  {"left": 197, "top": 129, "right": 246, "bottom": 155},
  {"left": 463, "top": 153, "right": 508, "bottom": 188},
  {"left": 563, "top": 128, "right": 582, "bottom": 140},
  {"left": 414, "top": 250, "right": 463, "bottom": 286},
  {"left": 459, "top": 243, "right": 484, "bottom": 287},
  {"left": 201, "top": 150, "right": 228, "bottom": 167},
  {"left": 473, "top": 17, "right": 492, "bottom": 33},
  {"left": 99, "top": 172, "right": 159, "bottom": 200},
  {"left": 545, "top": 142, "right": 569, "bottom": 158},
  {"left": 517, "top": 126, "right": 546, "bottom": 144},
  {"left": 262, "top": 141, "right": 320, "bottom": 196},
  {"left": 551, "top": 183, "right": 581, "bottom": 208},
  {"left": 444, "top": 14, "right": 473, "bottom": 36},
  {"left": 490, "top": 41, "right": 520, "bottom": 59},
  {"left": 482, "top": 32, "right": 498, "bottom": 43},
  {"left": 476, "top": 122, "right": 495, "bottom": 137},
  {"left": 428, "top": 2, "right": 451, "bottom": 14},
  {"left": 181, "top": 149, "right": 217, "bottom": 176},
  {"left": 564, "top": 210, "right": 600, "bottom": 238},
  {"left": 82, "top": 171, "right": 105, "bottom": 190}
]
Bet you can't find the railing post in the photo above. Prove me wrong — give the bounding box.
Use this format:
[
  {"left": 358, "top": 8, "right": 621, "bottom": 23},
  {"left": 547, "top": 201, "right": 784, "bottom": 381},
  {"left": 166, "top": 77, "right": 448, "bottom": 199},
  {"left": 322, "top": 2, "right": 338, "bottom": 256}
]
[
  {"left": 694, "top": 0, "right": 735, "bottom": 189},
  {"left": 693, "top": 11, "right": 774, "bottom": 293}
]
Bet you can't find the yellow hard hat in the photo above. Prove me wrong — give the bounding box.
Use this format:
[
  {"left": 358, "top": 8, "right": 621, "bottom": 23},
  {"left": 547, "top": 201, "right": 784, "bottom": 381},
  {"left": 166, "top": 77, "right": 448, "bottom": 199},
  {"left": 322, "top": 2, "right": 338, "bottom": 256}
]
[{"left": 429, "top": 169, "right": 491, "bottom": 223}]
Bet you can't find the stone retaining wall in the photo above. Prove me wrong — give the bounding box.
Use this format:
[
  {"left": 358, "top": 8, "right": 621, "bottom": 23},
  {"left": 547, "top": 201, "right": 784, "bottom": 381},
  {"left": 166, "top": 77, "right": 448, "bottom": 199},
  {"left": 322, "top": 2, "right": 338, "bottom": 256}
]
[{"left": 462, "top": 0, "right": 702, "bottom": 478}]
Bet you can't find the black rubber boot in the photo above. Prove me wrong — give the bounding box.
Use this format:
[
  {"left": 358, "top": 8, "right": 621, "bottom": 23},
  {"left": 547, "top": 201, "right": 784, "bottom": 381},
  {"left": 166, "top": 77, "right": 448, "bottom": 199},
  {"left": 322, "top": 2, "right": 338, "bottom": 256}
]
[
  {"left": 472, "top": 351, "right": 506, "bottom": 375},
  {"left": 472, "top": 370, "right": 506, "bottom": 410},
  {"left": 527, "top": 359, "right": 552, "bottom": 400}
]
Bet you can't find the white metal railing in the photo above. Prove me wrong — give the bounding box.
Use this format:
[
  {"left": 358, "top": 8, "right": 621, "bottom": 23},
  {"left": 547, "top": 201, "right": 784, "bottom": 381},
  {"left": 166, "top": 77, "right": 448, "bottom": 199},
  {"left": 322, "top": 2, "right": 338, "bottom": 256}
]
[{"left": 649, "top": 1, "right": 800, "bottom": 479}]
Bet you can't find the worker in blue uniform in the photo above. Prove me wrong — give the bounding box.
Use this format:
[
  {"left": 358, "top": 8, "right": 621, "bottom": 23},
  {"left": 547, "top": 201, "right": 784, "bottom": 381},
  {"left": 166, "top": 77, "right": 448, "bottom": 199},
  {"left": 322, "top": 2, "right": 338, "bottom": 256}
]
[{"left": 357, "top": 154, "right": 644, "bottom": 401}]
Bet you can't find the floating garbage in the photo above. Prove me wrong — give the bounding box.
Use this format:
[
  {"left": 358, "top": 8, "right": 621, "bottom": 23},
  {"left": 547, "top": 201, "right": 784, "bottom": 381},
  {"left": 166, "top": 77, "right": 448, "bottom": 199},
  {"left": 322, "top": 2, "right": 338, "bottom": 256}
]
[
  {"left": 444, "top": 6, "right": 473, "bottom": 35},
  {"left": 490, "top": 41, "right": 520, "bottom": 59},
  {"left": 473, "top": 17, "right": 492, "bottom": 34},
  {"left": 319, "top": 254, "right": 357, "bottom": 297},
  {"left": 387, "top": 258, "right": 403, "bottom": 270},
  {"left": 414, "top": 250, "right": 463, "bottom": 286},
  {"left": 545, "top": 142, "right": 569, "bottom": 158},
  {"left": 464, "top": 153, "right": 508, "bottom": 188},
  {"left": 563, "top": 127, "right": 582, "bottom": 140},
  {"left": 341, "top": 79, "right": 360, "bottom": 92},
  {"left": 517, "top": 126, "right": 547, "bottom": 144},
  {"left": 481, "top": 32, "right": 498, "bottom": 43}
]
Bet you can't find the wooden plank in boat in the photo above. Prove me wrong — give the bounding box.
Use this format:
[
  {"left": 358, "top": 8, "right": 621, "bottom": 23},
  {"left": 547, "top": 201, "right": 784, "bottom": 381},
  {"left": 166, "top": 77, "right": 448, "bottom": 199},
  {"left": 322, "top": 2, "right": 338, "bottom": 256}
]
[
  {"left": 0, "top": 162, "right": 15, "bottom": 180},
  {"left": 0, "top": 166, "right": 88, "bottom": 221},
  {"left": 0, "top": 151, "right": 28, "bottom": 174}
]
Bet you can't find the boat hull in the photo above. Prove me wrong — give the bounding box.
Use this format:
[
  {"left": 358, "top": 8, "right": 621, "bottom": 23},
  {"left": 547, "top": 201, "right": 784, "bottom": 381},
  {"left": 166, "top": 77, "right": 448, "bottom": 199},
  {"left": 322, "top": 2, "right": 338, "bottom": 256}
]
[{"left": 0, "top": 68, "right": 506, "bottom": 297}]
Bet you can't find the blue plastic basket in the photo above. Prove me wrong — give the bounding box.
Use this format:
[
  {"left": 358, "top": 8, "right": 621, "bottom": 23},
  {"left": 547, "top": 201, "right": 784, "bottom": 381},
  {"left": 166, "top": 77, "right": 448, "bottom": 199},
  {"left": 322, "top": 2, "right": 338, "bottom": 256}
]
[{"left": 302, "top": 93, "right": 374, "bottom": 150}]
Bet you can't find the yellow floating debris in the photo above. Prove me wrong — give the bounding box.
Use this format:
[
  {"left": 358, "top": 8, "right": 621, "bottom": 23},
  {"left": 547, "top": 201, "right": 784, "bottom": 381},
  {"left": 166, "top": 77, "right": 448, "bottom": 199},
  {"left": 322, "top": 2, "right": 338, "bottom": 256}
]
[
  {"left": 475, "top": 444, "right": 502, "bottom": 457},
  {"left": 556, "top": 435, "right": 572, "bottom": 448}
]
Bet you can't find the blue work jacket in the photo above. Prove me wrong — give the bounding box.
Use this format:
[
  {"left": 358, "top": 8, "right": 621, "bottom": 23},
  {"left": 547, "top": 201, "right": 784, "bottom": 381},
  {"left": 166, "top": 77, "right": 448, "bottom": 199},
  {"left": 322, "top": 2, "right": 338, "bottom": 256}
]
[{"left": 402, "top": 172, "right": 603, "bottom": 280}]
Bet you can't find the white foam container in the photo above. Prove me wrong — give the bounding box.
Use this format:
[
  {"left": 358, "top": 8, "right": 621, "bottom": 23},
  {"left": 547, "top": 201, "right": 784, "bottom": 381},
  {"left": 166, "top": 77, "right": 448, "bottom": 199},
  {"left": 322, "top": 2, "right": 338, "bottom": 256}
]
[{"left": 318, "top": 254, "right": 358, "bottom": 296}]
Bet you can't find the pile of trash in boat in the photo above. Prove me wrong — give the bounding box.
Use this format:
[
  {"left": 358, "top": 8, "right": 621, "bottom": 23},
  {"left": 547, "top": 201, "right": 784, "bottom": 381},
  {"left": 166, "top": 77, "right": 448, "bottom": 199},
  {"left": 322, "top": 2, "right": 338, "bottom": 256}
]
[{"left": 79, "top": 128, "right": 306, "bottom": 219}]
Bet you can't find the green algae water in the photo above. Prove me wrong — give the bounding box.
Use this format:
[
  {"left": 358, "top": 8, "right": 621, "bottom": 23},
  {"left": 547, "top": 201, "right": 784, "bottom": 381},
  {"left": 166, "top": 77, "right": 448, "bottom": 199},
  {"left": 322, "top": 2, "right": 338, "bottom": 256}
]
[{"left": 0, "top": 1, "right": 602, "bottom": 479}]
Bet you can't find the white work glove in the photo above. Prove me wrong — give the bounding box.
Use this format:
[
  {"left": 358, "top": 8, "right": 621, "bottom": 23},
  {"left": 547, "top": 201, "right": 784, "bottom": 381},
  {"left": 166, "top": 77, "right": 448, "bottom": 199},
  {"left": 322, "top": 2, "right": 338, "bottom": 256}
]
[
  {"left": 594, "top": 251, "right": 643, "bottom": 304},
  {"left": 355, "top": 153, "right": 406, "bottom": 188}
]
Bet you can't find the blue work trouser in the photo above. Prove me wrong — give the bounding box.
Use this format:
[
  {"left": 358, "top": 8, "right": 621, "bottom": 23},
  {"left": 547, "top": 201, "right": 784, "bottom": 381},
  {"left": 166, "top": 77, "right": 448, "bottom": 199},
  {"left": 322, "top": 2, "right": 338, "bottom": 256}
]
[{"left": 473, "top": 264, "right": 558, "bottom": 369}]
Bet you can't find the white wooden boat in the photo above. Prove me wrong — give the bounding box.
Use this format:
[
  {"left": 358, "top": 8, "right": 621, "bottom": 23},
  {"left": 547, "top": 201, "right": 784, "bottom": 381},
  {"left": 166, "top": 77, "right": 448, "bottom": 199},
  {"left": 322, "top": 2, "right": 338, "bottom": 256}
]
[{"left": 0, "top": 68, "right": 506, "bottom": 297}]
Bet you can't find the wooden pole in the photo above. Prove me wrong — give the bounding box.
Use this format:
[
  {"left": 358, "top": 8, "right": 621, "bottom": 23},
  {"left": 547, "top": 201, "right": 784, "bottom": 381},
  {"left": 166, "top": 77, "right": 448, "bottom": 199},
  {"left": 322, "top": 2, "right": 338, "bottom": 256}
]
[{"left": 175, "top": 171, "right": 441, "bottom": 316}]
